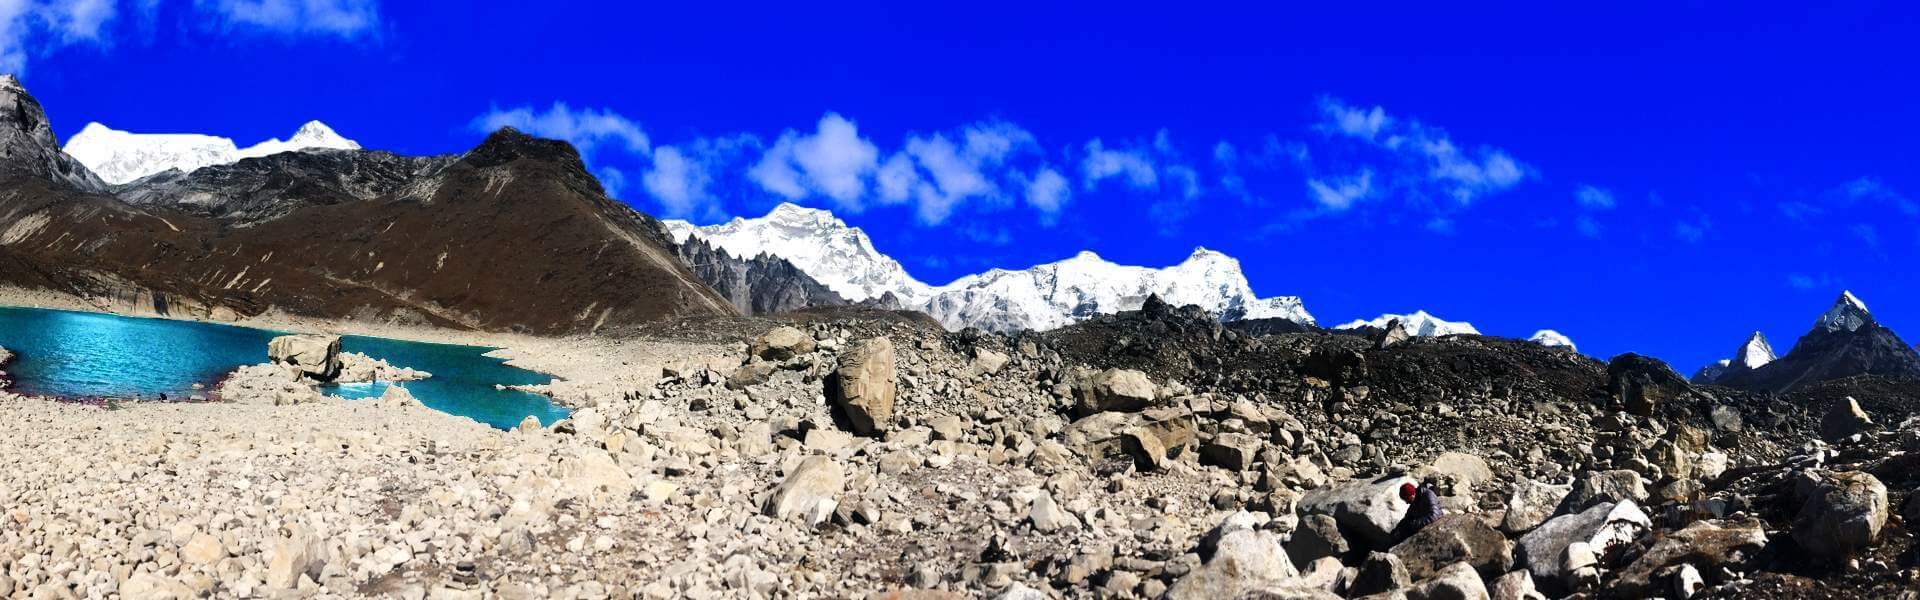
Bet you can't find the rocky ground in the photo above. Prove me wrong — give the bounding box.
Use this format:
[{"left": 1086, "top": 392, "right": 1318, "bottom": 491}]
[{"left": 1, "top": 299, "right": 1917, "bottom": 599}]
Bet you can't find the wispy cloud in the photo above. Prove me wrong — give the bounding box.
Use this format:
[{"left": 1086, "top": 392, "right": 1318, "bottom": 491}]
[
  {"left": 197, "top": 0, "right": 383, "bottom": 40},
  {"left": 1307, "top": 169, "right": 1373, "bottom": 211},
  {"left": 1673, "top": 214, "right": 1711, "bottom": 243},
  {"left": 471, "top": 102, "right": 650, "bottom": 157},
  {"left": 1575, "top": 185, "right": 1616, "bottom": 210},
  {"left": 1080, "top": 138, "right": 1157, "bottom": 190},
  {"left": 1312, "top": 96, "right": 1532, "bottom": 207},
  {"left": 749, "top": 112, "right": 879, "bottom": 209}
]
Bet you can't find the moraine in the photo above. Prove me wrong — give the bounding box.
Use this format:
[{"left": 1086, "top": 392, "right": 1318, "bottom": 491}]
[{"left": 0, "top": 306, "right": 567, "bottom": 429}]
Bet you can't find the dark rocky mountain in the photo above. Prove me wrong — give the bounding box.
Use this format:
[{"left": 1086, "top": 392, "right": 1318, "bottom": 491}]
[
  {"left": 0, "top": 78, "right": 735, "bottom": 334},
  {"left": 1715, "top": 291, "right": 1920, "bottom": 393},
  {"left": 671, "top": 234, "right": 847, "bottom": 315},
  {"left": 0, "top": 76, "right": 102, "bottom": 191},
  {"left": 114, "top": 149, "right": 455, "bottom": 226}
]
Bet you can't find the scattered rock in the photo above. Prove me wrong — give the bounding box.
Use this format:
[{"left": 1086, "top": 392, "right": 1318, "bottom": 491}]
[{"left": 1515, "top": 501, "right": 1650, "bottom": 594}]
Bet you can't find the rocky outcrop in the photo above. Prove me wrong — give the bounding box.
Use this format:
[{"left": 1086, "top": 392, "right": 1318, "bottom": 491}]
[
  {"left": 334, "top": 352, "right": 431, "bottom": 383},
  {"left": 0, "top": 76, "right": 103, "bottom": 191},
  {"left": 267, "top": 334, "right": 343, "bottom": 380}
]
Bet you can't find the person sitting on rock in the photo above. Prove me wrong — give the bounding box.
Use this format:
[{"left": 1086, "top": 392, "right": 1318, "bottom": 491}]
[{"left": 1391, "top": 480, "right": 1444, "bottom": 544}]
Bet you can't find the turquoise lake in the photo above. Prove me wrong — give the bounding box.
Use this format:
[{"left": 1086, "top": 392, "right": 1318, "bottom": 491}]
[{"left": 0, "top": 306, "right": 569, "bottom": 429}]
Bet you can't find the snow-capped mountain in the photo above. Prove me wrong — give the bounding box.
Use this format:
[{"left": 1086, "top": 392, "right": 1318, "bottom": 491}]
[
  {"left": 1711, "top": 291, "right": 1920, "bottom": 392},
  {"left": 1817, "top": 290, "right": 1871, "bottom": 333},
  {"left": 1336, "top": 311, "right": 1479, "bottom": 337},
  {"left": 662, "top": 203, "right": 1316, "bottom": 332},
  {"left": 662, "top": 203, "right": 931, "bottom": 304},
  {"left": 919, "top": 248, "right": 1315, "bottom": 332},
  {"left": 1529, "top": 330, "right": 1577, "bottom": 351},
  {"left": 63, "top": 120, "right": 361, "bottom": 185},
  {"left": 1691, "top": 331, "right": 1776, "bottom": 384}
]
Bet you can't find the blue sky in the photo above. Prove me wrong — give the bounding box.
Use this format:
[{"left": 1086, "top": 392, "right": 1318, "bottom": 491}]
[{"left": 7, "top": 0, "right": 1919, "bottom": 371}]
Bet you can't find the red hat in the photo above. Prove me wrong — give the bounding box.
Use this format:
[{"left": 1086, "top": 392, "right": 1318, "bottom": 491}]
[{"left": 1399, "top": 482, "right": 1417, "bottom": 503}]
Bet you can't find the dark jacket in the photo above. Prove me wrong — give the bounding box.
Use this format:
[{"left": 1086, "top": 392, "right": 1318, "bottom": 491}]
[{"left": 1391, "top": 485, "right": 1445, "bottom": 545}]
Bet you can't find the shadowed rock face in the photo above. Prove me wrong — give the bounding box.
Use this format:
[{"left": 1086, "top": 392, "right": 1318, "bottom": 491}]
[
  {"left": 0, "top": 78, "right": 735, "bottom": 334},
  {"left": 673, "top": 234, "right": 846, "bottom": 316}
]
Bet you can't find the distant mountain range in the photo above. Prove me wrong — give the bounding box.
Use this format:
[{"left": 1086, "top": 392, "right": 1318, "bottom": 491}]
[
  {"left": 663, "top": 204, "right": 1316, "bottom": 332},
  {"left": 65, "top": 120, "right": 360, "bottom": 185},
  {"left": 1704, "top": 291, "right": 1920, "bottom": 393}
]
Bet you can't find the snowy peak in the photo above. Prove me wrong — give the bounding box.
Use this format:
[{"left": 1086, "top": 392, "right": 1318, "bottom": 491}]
[
  {"left": 665, "top": 203, "right": 1315, "bottom": 332},
  {"left": 1529, "top": 330, "right": 1577, "bottom": 351},
  {"left": 1337, "top": 310, "right": 1479, "bottom": 337},
  {"left": 1816, "top": 290, "right": 1873, "bottom": 333},
  {"left": 64, "top": 120, "right": 362, "bottom": 184},
  {"left": 662, "top": 202, "right": 933, "bottom": 303},
  {"left": 1735, "top": 331, "right": 1776, "bottom": 369}
]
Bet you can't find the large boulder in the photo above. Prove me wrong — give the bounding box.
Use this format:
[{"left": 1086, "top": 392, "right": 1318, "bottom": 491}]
[
  {"left": 1390, "top": 514, "right": 1514, "bottom": 580},
  {"left": 831, "top": 337, "right": 897, "bottom": 435},
  {"left": 1164, "top": 529, "right": 1298, "bottom": 599},
  {"left": 763, "top": 456, "right": 845, "bottom": 526},
  {"left": 1606, "top": 353, "right": 1691, "bottom": 417},
  {"left": 1819, "top": 397, "right": 1874, "bottom": 442},
  {"left": 1612, "top": 519, "right": 1767, "bottom": 597},
  {"left": 1298, "top": 476, "right": 1413, "bottom": 550},
  {"left": 1348, "top": 551, "right": 1411, "bottom": 597},
  {"left": 267, "top": 334, "right": 342, "bottom": 380},
  {"left": 750, "top": 326, "right": 815, "bottom": 360},
  {"left": 1062, "top": 408, "right": 1195, "bottom": 467},
  {"left": 1791, "top": 470, "right": 1889, "bottom": 560},
  {"left": 1488, "top": 570, "right": 1540, "bottom": 600},
  {"left": 1514, "top": 500, "right": 1650, "bottom": 594},
  {"left": 1073, "top": 368, "right": 1159, "bottom": 415},
  {"left": 1501, "top": 479, "right": 1571, "bottom": 534},
  {"left": 1428, "top": 452, "right": 1494, "bottom": 487}
]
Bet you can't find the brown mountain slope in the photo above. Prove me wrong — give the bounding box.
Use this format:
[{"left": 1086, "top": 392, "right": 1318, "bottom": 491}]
[{"left": 0, "top": 78, "right": 734, "bottom": 334}]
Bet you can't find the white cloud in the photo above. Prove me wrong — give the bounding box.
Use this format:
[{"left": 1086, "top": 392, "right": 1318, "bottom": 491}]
[
  {"left": 748, "top": 112, "right": 879, "bottom": 210},
  {"left": 1024, "top": 167, "right": 1069, "bottom": 222},
  {"left": 472, "top": 102, "right": 650, "bottom": 158},
  {"left": 1575, "top": 185, "right": 1615, "bottom": 210},
  {"left": 1673, "top": 215, "right": 1711, "bottom": 243},
  {"left": 0, "top": 0, "right": 122, "bottom": 73},
  {"left": 1080, "top": 138, "right": 1157, "bottom": 190},
  {"left": 198, "top": 0, "right": 381, "bottom": 39},
  {"left": 642, "top": 146, "right": 711, "bottom": 218},
  {"left": 1307, "top": 169, "right": 1373, "bottom": 211},
  {"left": 1312, "top": 97, "right": 1533, "bottom": 207},
  {"left": 1840, "top": 176, "right": 1916, "bottom": 215}
]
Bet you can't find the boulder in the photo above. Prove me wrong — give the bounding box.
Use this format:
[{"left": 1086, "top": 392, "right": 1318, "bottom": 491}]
[
  {"left": 1202, "top": 432, "right": 1265, "bottom": 471},
  {"left": 1348, "top": 551, "right": 1411, "bottom": 597},
  {"left": 1429, "top": 452, "right": 1494, "bottom": 487},
  {"left": 1029, "top": 493, "right": 1078, "bottom": 532},
  {"left": 1791, "top": 470, "right": 1889, "bottom": 560},
  {"left": 927, "top": 415, "right": 965, "bottom": 441},
  {"left": 1390, "top": 514, "right": 1514, "bottom": 580},
  {"left": 1164, "top": 529, "right": 1297, "bottom": 599},
  {"left": 1819, "top": 397, "right": 1874, "bottom": 442},
  {"left": 557, "top": 447, "right": 636, "bottom": 502},
  {"left": 1406, "top": 561, "right": 1491, "bottom": 600},
  {"left": 750, "top": 326, "right": 815, "bottom": 360},
  {"left": 1062, "top": 409, "right": 1194, "bottom": 467},
  {"left": 1073, "top": 368, "right": 1159, "bottom": 415},
  {"left": 1514, "top": 501, "right": 1650, "bottom": 595},
  {"left": 267, "top": 334, "right": 342, "bottom": 380},
  {"left": 763, "top": 456, "right": 845, "bottom": 526},
  {"left": 1501, "top": 479, "right": 1571, "bottom": 534},
  {"left": 265, "top": 533, "right": 318, "bottom": 590},
  {"left": 1612, "top": 519, "right": 1766, "bottom": 597},
  {"left": 1557, "top": 470, "right": 1647, "bottom": 514},
  {"left": 727, "top": 362, "right": 776, "bottom": 390},
  {"left": 1297, "top": 475, "right": 1413, "bottom": 550},
  {"left": 971, "top": 348, "right": 1010, "bottom": 375},
  {"left": 832, "top": 337, "right": 897, "bottom": 435},
  {"left": 181, "top": 533, "right": 225, "bottom": 565},
  {"left": 1285, "top": 514, "right": 1349, "bottom": 569},
  {"left": 1488, "top": 570, "right": 1541, "bottom": 600},
  {"left": 1373, "top": 319, "right": 1412, "bottom": 349}
]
